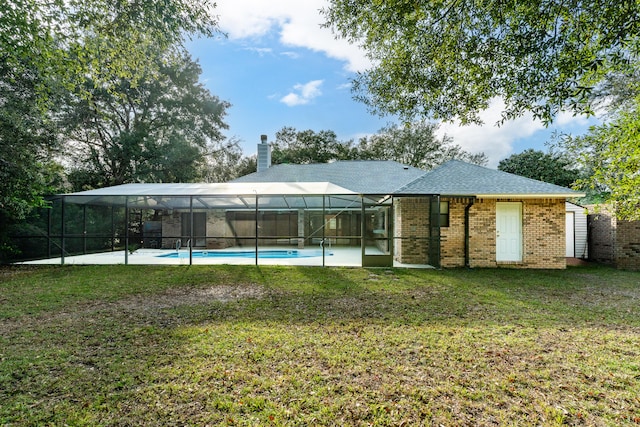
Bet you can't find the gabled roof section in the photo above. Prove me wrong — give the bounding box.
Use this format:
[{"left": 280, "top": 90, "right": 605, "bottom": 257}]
[
  {"left": 231, "top": 160, "right": 426, "bottom": 194},
  {"left": 397, "top": 160, "right": 585, "bottom": 198}
]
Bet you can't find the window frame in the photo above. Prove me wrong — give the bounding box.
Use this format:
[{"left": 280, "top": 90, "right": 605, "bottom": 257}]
[{"left": 439, "top": 201, "right": 450, "bottom": 227}]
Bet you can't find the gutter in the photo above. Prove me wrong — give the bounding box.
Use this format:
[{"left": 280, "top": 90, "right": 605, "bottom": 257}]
[{"left": 474, "top": 193, "right": 585, "bottom": 199}]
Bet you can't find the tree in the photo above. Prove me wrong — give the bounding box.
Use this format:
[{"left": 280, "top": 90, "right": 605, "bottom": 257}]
[
  {"left": 271, "top": 127, "right": 357, "bottom": 165},
  {"left": 234, "top": 156, "right": 258, "bottom": 178},
  {"left": 0, "top": 0, "right": 219, "bottom": 211},
  {"left": 323, "top": 0, "right": 640, "bottom": 124},
  {"left": 561, "top": 98, "right": 640, "bottom": 220},
  {"left": 266, "top": 123, "right": 486, "bottom": 170},
  {"left": 589, "top": 67, "right": 640, "bottom": 115},
  {"left": 0, "top": 61, "right": 61, "bottom": 220},
  {"left": 1, "top": 0, "right": 220, "bottom": 258},
  {"left": 1, "top": 0, "right": 218, "bottom": 100},
  {"left": 497, "top": 149, "right": 580, "bottom": 188},
  {"left": 203, "top": 138, "right": 250, "bottom": 183},
  {"left": 355, "top": 122, "right": 487, "bottom": 169},
  {"left": 62, "top": 50, "right": 230, "bottom": 189},
  {"left": 0, "top": 60, "right": 66, "bottom": 259}
]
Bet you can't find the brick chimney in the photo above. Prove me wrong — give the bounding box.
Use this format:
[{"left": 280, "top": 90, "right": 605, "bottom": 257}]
[{"left": 257, "top": 134, "right": 271, "bottom": 173}]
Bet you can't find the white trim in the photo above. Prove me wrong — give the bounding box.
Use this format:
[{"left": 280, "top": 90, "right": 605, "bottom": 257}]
[{"left": 475, "top": 193, "right": 585, "bottom": 199}]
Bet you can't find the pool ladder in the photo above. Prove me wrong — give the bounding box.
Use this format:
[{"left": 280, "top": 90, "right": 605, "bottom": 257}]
[
  {"left": 175, "top": 239, "right": 191, "bottom": 251},
  {"left": 320, "top": 238, "right": 332, "bottom": 250}
]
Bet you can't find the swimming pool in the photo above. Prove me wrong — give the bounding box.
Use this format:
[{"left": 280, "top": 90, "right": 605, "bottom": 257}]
[{"left": 157, "top": 249, "right": 331, "bottom": 259}]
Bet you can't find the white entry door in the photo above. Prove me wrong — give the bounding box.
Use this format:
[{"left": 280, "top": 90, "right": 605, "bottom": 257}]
[
  {"left": 565, "top": 212, "right": 575, "bottom": 257},
  {"left": 496, "top": 202, "right": 522, "bottom": 262}
]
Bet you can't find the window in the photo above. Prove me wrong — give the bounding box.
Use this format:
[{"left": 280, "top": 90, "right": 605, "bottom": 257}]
[
  {"left": 440, "top": 201, "right": 450, "bottom": 227},
  {"left": 328, "top": 217, "right": 337, "bottom": 229}
]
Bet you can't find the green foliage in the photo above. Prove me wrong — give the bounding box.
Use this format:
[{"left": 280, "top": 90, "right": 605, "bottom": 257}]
[
  {"left": 0, "top": 58, "right": 67, "bottom": 259},
  {"left": 589, "top": 66, "right": 640, "bottom": 115},
  {"left": 270, "top": 123, "right": 486, "bottom": 170},
  {"left": 271, "top": 127, "right": 357, "bottom": 165},
  {"left": 0, "top": 0, "right": 221, "bottom": 249},
  {"left": 0, "top": 61, "right": 62, "bottom": 220},
  {"left": 1, "top": 0, "right": 219, "bottom": 100},
  {"left": 203, "top": 138, "right": 255, "bottom": 183},
  {"left": 234, "top": 156, "right": 259, "bottom": 178},
  {"left": 323, "top": 0, "right": 640, "bottom": 124},
  {"left": 562, "top": 98, "right": 640, "bottom": 220},
  {"left": 62, "top": 50, "right": 230, "bottom": 189},
  {"left": 497, "top": 149, "right": 580, "bottom": 188},
  {"left": 356, "top": 122, "right": 487, "bottom": 169}
]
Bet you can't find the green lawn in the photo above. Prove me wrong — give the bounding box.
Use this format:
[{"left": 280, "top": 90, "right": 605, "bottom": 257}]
[{"left": 1, "top": 265, "right": 639, "bottom": 426}]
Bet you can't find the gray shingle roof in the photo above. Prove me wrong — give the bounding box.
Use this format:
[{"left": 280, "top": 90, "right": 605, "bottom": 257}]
[
  {"left": 231, "top": 160, "right": 427, "bottom": 194},
  {"left": 233, "top": 160, "right": 583, "bottom": 197},
  {"left": 397, "top": 160, "right": 583, "bottom": 197}
]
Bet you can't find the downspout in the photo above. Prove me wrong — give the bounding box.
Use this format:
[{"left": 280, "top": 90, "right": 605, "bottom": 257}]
[{"left": 464, "top": 198, "right": 475, "bottom": 268}]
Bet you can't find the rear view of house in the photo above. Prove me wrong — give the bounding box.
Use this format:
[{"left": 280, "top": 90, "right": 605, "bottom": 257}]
[{"left": 13, "top": 146, "right": 584, "bottom": 268}]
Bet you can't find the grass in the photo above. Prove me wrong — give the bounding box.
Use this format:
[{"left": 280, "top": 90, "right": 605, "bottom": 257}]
[{"left": 1, "top": 264, "right": 640, "bottom": 426}]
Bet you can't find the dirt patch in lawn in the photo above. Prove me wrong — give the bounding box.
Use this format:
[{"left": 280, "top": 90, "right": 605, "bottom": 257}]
[
  {"left": 0, "top": 283, "right": 269, "bottom": 334},
  {"left": 116, "top": 284, "right": 269, "bottom": 311},
  {"left": 0, "top": 265, "right": 43, "bottom": 280}
]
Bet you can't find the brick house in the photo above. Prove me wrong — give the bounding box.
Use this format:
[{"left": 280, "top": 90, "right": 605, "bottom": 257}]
[
  {"left": 24, "top": 153, "right": 583, "bottom": 268},
  {"left": 234, "top": 158, "right": 583, "bottom": 269}
]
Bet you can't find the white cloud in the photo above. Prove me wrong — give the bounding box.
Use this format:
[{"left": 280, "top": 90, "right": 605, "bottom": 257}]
[
  {"left": 436, "top": 98, "right": 589, "bottom": 168},
  {"left": 243, "top": 47, "right": 273, "bottom": 56},
  {"left": 280, "top": 80, "right": 324, "bottom": 106},
  {"left": 209, "top": 2, "right": 594, "bottom": 159},
  {"left": 280, "top": 51, "right": 300, "bottom": 59},
  {"left": 555, "top": 110, "right": 592, "bottom": 127},
  {"left": 213, "top": 0, "right": 370, "bottom": 72}
]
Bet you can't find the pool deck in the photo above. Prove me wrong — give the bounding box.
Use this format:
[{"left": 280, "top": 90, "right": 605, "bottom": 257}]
[{"left": 21, "top": 246, "right": 434, "bottom": 269}]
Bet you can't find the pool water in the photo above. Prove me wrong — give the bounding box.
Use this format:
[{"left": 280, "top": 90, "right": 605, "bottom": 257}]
[{"left": 157, "top": 249, "right": 331, "bottom": 259}]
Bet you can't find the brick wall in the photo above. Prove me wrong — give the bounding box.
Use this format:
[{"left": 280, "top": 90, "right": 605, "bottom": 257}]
[
  {"left": 521, "top": 199, "right": 566, "bottom": 269},
  {"left": 206, "top": 209, "right": 235, "bottom": 248},
  {"left": 587, "top": 205, "right": 640, "bottom": 270},
  {"left": 396, "top": 196, "right": 567, "bottom": 269},
  {"left": 466, "top": 198, "right": 566, "bottom": 269},
  {"left": 394, "top": 197, "right": 431, "bottom": 264},
  {"left": 467, "top": 199, "right": 497, "bottom": 268},
  {"left": 440, "top": 198, "right": 472, "bottom": 267},
  {"left": 587, "top": 206, "right": 615, "bottom": 264},
  {"left": 615, "top": 220, "right": 640, "bottom": 270}
]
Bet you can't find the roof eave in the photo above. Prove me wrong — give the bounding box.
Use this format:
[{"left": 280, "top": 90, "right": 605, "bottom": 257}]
[{"left": 473, "top": 193, "right": 586, "bottom": 199}]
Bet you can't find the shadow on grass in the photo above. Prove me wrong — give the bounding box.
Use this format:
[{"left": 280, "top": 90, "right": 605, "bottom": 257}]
[
  {"left": 2, "top": 264, "right": 640, "bottom": 425},
  {"left": 67, "top": 264, "right": 638, "bottom": 332},
  {"left": 2, "top": 264, "right": 639, "bottom": 328}
]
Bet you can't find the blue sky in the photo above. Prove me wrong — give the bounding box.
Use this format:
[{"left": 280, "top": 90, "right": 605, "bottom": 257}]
[{"left": 186, "top": 0, "right": 598, "bottom": 168}]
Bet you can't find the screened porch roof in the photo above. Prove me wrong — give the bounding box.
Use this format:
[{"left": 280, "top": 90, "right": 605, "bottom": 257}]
[
  {"left": 59, "top": 182, "right": 387, "bottom": 210},
  {"left": 64, "top": 181, "right": 359, "bottom": 197}
]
